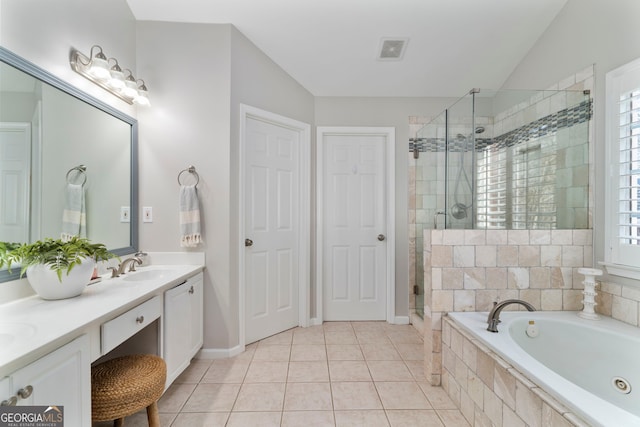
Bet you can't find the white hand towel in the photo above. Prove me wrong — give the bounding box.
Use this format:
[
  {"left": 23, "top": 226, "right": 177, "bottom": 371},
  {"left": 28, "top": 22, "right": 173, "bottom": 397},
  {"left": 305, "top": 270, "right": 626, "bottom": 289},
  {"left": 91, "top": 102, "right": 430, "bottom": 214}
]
[
  {"left": 180, "top": 185, "right": 202, "bottom": 247},
  {"left": 61, "top": 183, "right": 86, "bottom": 241}
]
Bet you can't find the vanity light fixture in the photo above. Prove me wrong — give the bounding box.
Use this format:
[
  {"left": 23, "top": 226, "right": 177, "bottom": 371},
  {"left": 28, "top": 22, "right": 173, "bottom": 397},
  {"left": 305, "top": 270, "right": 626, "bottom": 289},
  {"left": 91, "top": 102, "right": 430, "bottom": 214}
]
[{"left": 70, "top": 45, "right": 150, "bottom": 105}]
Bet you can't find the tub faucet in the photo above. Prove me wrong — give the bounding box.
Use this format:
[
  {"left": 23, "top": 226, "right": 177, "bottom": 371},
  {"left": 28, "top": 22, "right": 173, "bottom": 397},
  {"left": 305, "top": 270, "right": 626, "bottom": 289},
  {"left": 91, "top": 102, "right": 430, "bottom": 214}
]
[{"left": 487, "top": 299, "right": 535, "bottom": 332}]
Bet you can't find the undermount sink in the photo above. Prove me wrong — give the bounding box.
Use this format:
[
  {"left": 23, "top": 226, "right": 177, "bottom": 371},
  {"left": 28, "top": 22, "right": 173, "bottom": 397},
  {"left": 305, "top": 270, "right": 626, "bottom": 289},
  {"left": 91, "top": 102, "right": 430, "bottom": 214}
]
[
  {"left": 0, "top": 322, "right": 37, "bottom": 349},
  {"left": 122, "top": 269, "right": 174, "bottom": 282}
]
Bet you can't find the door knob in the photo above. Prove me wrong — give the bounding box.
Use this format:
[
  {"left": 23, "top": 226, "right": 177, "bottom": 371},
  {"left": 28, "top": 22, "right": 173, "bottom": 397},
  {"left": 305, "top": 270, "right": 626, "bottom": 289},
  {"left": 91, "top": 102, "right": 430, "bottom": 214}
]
[
  {"left": 377, "top": 234, "right": 386, "bottom": 241},
  {"left": 245, "top": 238, "right": 253, "bottom": 247}
]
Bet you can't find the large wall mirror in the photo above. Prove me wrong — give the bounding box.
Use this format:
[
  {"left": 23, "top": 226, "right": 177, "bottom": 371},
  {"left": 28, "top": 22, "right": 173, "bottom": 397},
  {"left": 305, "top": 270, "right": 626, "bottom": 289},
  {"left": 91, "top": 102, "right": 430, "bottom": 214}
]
[{"left": 0, "top": 46, "right": 138, "bottom": 282}]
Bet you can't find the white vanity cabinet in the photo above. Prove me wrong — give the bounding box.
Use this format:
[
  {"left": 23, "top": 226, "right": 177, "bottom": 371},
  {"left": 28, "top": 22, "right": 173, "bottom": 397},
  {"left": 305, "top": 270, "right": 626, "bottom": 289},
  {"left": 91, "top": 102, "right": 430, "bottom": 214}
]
[
  {"left": 5, "top": 334, "right": 90, "bottom": 426},
  {"left": 163, "top": 272, "right": 203, "bottom": 387}
]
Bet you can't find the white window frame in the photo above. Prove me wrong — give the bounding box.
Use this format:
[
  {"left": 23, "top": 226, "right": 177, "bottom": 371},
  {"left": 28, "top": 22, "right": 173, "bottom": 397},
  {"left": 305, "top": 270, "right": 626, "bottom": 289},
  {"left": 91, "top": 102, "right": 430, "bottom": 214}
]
[{"left": 603, "top": 57, "right": 640, "bottom": 280}]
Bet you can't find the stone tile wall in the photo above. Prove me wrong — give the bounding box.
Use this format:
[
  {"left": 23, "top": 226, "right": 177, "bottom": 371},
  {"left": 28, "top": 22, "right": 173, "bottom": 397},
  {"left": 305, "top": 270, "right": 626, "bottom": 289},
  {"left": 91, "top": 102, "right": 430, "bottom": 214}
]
[
  {"left": 423, "top": 229, "right": 594, "bottom": 385},
  {"left": 441, "top": 316, "right": 589, "bottom": 426}
]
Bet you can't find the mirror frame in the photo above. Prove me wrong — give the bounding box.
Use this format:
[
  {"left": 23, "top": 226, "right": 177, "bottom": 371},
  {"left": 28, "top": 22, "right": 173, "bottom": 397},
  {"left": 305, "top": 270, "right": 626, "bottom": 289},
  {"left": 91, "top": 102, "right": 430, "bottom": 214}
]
[{"left": 0, "top": 46, "right": 138, "bottom": 282}]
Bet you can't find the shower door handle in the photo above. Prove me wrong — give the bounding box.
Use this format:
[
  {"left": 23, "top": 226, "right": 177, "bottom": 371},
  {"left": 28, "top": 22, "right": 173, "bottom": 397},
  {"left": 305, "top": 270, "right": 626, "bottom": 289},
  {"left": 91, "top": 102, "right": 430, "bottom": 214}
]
[{"left": 377, "top": 234, "right": 386, "bottom": 241}]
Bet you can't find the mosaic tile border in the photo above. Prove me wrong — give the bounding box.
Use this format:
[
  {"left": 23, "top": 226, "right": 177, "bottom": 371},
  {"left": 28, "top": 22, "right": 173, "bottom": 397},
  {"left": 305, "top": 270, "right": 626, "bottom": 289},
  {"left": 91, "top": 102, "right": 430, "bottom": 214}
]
[{"left": 409, "top": 99, "right": 592, "bottom": 153}]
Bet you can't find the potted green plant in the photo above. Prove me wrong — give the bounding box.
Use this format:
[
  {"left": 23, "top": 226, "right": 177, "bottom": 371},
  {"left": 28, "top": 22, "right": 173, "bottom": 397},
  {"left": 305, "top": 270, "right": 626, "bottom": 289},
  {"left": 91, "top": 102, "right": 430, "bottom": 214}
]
[{"left": 0, "top": 237, "right": 115, "bottom": 300}]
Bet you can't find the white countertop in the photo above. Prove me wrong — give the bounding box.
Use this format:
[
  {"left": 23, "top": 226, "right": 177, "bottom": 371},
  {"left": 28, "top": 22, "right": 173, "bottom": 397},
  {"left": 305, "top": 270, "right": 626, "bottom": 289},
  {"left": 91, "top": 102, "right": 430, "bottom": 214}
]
[{"left": 0, "top": 263, "right": 204, "bottom": 377}]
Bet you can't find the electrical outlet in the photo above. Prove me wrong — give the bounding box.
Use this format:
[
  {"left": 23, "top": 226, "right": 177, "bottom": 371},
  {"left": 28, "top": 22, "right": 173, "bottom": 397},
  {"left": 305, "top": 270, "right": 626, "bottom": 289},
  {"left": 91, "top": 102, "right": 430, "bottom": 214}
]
[
  {"left": 120, "top": 206, "right": 130, "bottom": 223},
  {"left": 143, "top": 206, "right": 153, "bottom": 223}
]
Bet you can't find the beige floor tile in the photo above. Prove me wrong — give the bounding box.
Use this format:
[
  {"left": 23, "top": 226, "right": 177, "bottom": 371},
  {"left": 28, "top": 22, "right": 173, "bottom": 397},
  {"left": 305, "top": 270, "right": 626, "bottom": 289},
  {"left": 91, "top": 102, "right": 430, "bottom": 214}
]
[
  {"left": 226, "top": 411, "right": 282, "bottom": 427},
  {"left": 419, "top": 383, "right": 458, "bottom": 409},
  {"left": 93, "top": 410, "right": 176, "bottom": 427},
  {"left": 334, "top": 410, "right": 389, "bottom": 426},
  {"left": 281, "top": 411, "right": 335, "bottom": 427},
  {"left": 283, "top": 382, "right": 333, "bottom": 410},
  {"left": 287, "top": 361, "right": 329, "bottom": 382},
  {"left": 201, "top": 359, "right": 249, "bottom": 383},
  {"left": 233, "top": 382, "right": 286, "bottom": 411},
  {"left": 323, "top": 321, "right": 355, "bottom": 332},
  {"left": 252, "top": 344, "right": 291, "bottom": 361},
  {"left": 436, "top": 409, "right": 472, "bottom": 427},
  {"left": 367, "top": 360, "right": 414, "bottom": 381},
  {"left": 361, "top": 343, "right": 402, "bottom": 360},
  {"left": 244, "top": 360, "right": 289, "bottom": 382},
  {"left": 355, "top": 330, "right": 392, "bottom": 344},
  {"left": 291, "top": 344, "right": 327, "bottom": 361},
  {"left": 259, "top": 329, "right": 294, "bottom": 345},
  {"left": 351, "top": 321, "right": 387, "bottom": 332},
  {"left": 157, "top": 383, "right": 196, "bottom": 413},
  {"left": 181, "top": 383, "right": 241, "bottom": 412},
  {"left": 405, "top": 360, "right": 428, "bottom": 382},
  {"left": 388, "top": 330, "right": 424, "bottom": 345},
  {"left": 232, "top": 343, "right": 257, "bottom": 361},
  {"left": 375, "top": 381, "right": 432, "bottom": 410},
  {"left": 171, "top": 412, "right": 229, "bottom": 427},
  {"left": 386, "top": 410, "right": 445, "bottom": 426},
  {"left": 331, "top": 381, "right": 383, "bottom": 410},
  {"left": 324, "top": 330, "right": 358, "bottom": 344},
  {"left": 293, "top": 327, "right": 326, "bottom": 344},
  {"left": 395, "top": 343, "right": 425, "bottom": 361},
  {"left": 329, "top": 360, "right": 372, "bottom": 381},
  {"left": 173, "top": 359, "right": 212, "bottom": 384},
  {"left": 326, "top": 344, "right": 364, "bottom": 360}
]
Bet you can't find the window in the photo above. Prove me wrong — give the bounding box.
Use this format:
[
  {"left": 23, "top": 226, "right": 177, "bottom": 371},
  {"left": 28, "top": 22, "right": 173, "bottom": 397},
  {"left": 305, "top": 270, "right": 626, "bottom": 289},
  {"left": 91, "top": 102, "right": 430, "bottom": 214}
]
[{"left": 605, "top": 57, "right": 640, "bottom": 278}]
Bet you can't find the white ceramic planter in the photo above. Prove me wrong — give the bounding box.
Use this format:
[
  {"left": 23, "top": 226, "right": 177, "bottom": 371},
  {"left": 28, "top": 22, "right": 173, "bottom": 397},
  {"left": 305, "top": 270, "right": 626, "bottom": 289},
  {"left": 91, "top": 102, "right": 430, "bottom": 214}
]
[{"left": 26, "top": 260, "right": 94, "bottom": 300}]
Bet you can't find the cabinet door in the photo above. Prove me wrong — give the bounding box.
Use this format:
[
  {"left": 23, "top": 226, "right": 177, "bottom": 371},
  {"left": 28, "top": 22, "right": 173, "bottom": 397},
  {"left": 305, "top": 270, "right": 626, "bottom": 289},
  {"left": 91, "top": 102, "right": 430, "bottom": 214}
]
[
  {"left": 12, "top": 334, "right": 90, "bottom": 426},
  {"left": 164, "top": 273, "right": 203, "bottom": 387}
]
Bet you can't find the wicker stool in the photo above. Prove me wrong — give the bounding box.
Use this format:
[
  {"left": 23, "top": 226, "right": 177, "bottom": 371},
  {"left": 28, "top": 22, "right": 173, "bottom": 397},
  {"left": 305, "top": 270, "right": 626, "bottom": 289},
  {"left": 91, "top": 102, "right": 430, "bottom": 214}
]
[{"left": 91, "top": 354, "right": 166, "bottom": 427}]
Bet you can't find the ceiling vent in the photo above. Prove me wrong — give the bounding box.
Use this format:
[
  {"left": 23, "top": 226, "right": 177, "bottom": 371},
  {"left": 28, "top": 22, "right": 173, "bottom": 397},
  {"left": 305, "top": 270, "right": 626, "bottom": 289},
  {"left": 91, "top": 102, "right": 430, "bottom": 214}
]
[{"left": 378, "top": 38, "right": 409, "bottom": 61}]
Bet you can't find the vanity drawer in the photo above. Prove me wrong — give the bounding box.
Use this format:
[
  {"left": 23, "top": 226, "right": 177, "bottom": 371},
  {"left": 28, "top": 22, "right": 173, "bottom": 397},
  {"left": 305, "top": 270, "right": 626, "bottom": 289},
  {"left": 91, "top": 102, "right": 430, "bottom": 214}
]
[{"left": 101, "top": 296, "right": 162, "bottom": 354}]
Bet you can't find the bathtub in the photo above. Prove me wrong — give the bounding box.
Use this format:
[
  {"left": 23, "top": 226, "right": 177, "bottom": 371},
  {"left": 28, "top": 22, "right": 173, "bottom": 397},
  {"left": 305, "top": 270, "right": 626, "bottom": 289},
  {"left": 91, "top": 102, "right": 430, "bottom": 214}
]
[{"left": 447, "top": 311, "right": 640, "bottom": 427}]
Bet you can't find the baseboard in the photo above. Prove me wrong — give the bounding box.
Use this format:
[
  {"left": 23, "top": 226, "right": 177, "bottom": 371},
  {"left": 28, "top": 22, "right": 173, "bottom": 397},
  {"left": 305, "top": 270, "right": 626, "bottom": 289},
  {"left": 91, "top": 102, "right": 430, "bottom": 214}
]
[
  {"left": 309, "top": 317, "right": 323, "bottom": 326},
  {"left": 394, "top": 316, "right": 410, "bottom": 325},
  {"left": 196, "top": 344, "right": 244, "bottom": 360}
]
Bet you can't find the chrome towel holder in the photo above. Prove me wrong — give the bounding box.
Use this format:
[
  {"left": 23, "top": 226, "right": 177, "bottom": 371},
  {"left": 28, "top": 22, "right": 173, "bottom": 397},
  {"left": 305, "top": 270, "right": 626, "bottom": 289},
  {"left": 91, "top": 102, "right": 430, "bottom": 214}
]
[
  {"left": 177, "top": 165, "right": 199, "bottom": 187},
  {"left": 66, "top": 165, "right": 87, "bottom": 185}
]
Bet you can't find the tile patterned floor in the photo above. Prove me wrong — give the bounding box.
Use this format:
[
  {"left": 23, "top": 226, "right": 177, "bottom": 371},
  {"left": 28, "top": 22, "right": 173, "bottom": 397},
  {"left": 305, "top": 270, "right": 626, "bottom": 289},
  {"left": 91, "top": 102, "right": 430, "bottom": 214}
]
[{"left": 94, "top": 322, "right": 470, "bottom": 426}]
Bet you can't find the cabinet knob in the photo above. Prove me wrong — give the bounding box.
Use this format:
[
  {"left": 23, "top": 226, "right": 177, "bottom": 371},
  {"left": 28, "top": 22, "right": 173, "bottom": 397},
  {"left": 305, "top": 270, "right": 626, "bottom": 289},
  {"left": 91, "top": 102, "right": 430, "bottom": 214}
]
[
  {"left": 1, "top": 396, "right": 17, "bottom": 406},
  {"left": 136, "top": 315, "right": 145, "bottom": 324},
  {"left": 17, "top": 385, "right": 33, "bottom": 399},
  {"left": 188, "top": 286, "right": 194, "bottom": 294}
]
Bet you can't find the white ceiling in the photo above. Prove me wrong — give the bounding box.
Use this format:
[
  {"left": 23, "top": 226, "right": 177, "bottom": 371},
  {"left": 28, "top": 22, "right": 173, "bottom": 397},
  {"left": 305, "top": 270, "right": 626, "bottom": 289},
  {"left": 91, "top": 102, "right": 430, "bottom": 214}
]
[{"left": 125, "top": 0, "right": 568, "bottom": 97}]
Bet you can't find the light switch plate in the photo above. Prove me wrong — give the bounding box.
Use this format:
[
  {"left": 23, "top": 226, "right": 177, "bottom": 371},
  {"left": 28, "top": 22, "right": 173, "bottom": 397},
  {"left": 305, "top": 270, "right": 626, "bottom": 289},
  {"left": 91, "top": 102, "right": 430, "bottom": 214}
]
[
  {"left": 143, "top": 206, "right": 153, "bottom": 223},
  {"left": 120, "top": 206, "right": 130, "bottom": 223}
]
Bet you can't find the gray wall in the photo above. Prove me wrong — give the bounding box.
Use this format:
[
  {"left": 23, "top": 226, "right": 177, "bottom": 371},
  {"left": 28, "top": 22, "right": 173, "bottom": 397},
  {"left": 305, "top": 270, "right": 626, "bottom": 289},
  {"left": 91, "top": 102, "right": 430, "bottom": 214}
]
[
  {"left": 315, "top": 97, "right": 458, "bottom": 316},
  {"left": 0, "top": 0, "right": 137, "bottom": 117},
  {"left": 501, "top": 0, "right": 640, "bottom": 287},
  {"left": 136, "top": 22, "right": 314, "bottom": 350}
]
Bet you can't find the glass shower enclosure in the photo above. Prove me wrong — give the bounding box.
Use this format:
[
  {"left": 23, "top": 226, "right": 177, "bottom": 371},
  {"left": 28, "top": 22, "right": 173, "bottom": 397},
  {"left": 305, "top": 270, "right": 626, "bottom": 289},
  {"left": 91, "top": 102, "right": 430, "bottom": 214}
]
[{"left": 410, "top": 88, "right": 591, "bottom": 318}]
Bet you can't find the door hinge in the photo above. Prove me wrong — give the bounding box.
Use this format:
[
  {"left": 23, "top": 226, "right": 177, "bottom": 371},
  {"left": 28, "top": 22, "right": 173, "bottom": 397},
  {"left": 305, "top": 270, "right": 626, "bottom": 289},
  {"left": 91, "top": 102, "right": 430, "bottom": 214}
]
[{"left": 413, "top": 284, "right": 420, "bottom": 295}]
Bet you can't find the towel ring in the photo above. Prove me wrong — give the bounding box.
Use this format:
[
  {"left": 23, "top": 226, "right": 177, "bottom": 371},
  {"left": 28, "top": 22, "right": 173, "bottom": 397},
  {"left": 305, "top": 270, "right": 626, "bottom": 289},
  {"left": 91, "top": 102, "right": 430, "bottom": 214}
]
[
  {"left": 66, "top": 165, "right": 87, "bottom": 186},
  {"left": 177, "top": 165, "right": 199, "bottom": 187}
]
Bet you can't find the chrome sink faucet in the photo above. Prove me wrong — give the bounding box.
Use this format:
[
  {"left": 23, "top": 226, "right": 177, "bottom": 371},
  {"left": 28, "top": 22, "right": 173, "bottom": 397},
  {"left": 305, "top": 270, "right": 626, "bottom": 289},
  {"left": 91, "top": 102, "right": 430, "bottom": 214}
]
[
  {"left": 109, "top": 257, "right": 142, "bottom": 278},
  {"left": 487, "top": 299, "right": 535, "bottom": 332}
]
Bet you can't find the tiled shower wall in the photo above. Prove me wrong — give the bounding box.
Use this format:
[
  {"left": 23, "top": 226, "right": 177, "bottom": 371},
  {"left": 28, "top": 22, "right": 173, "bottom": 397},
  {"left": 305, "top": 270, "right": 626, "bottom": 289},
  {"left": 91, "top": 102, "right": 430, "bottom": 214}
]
[{"left": 418, "top": 67, "right": 596, "bottom": 386}]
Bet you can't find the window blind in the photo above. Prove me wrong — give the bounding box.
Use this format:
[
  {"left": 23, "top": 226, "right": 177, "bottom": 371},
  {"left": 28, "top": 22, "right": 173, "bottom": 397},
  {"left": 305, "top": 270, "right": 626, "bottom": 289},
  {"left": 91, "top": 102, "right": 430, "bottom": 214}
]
[{"left": 617, "top": 89, "right": 640, "bottom": 245}]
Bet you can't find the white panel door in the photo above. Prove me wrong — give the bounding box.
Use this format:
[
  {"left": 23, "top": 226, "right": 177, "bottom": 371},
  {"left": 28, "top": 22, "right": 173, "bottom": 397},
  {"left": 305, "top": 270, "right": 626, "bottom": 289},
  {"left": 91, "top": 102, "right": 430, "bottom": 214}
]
[
  {"left": 323, "top": 134, "right": 387, "bottom": 320},
  {"left": 0, "top": 123, "right": 31, "bottom": 243},
  {"left": 245, "top": 117, "right": 300, "bottom": 343}
]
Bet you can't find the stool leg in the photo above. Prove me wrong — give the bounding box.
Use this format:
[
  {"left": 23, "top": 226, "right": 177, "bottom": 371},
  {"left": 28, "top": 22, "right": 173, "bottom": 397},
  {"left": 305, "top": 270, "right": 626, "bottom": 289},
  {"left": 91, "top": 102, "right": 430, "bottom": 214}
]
[
  {"left": 114, "top": 418, "right": 124, "bottom": 427},
  {"left": 146, "top": 401, "right": 160, "bottom": 427}
]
